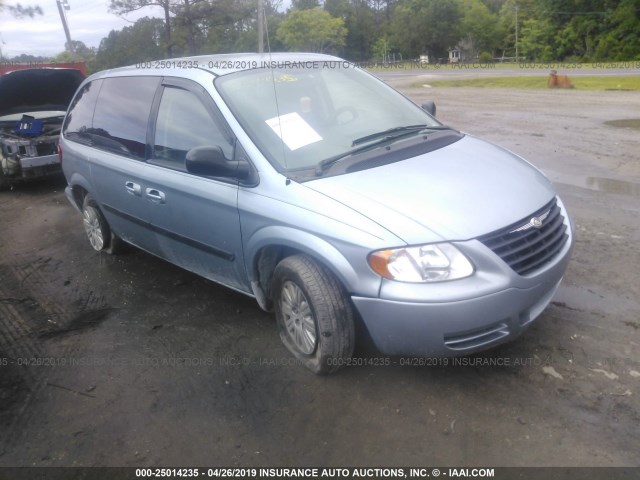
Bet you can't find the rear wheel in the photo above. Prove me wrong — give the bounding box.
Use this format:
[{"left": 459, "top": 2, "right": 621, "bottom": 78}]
[
  {"left": 272, "top": 254, "right": 355, "bottom": 375},
  {"left": 81, "top": 194, "right": 123, "bottom": 254}
]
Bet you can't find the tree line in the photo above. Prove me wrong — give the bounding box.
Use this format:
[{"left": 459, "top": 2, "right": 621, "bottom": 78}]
[{"left": 4, "top": 0, "right": 640, "bottom": 72}]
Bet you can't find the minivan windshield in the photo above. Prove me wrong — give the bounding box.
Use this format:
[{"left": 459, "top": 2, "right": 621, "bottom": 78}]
[{"left": 215, "top": 63, "right": 443, "bottom": 175}]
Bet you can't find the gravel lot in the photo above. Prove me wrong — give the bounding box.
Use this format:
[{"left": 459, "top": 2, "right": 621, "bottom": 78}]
[{"left": 1, "top": 79, "right": 639, "bottom": 469}]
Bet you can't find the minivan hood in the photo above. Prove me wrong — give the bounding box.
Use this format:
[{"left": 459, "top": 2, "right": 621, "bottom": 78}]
[
  {"left": 0, "top": 68, "right": 85, "bottom": 117},
  {"left": 305, "top": 135, "right": 555, "bottom": 244}
]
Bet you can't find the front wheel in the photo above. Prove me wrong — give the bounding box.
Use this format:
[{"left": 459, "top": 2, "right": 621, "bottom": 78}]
[{"left": 272, "top": 255, "right": 355, "bottom": 375}]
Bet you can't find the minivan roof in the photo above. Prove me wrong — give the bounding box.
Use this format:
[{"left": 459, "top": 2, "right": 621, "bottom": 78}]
[{"left": 93, "top": 52, "right": 345, "bottom": 79}]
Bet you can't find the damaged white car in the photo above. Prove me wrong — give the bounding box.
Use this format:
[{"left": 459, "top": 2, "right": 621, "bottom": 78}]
[{"left": 0, "top": 68, "right": 85, "bottom": 189}]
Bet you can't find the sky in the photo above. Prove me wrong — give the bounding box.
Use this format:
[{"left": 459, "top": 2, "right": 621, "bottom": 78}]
[{"left": 0, "top": 0, "right": 166, "bottom": 58}]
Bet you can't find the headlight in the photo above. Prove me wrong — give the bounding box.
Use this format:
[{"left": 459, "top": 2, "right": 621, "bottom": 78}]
[{"left": 368, "top": 243, "right": 474, "bottom": 283}]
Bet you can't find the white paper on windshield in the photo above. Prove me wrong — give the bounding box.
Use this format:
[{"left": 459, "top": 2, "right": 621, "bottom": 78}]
[{"left": 265, "top": 112, "right": 322, "bottom": 151}]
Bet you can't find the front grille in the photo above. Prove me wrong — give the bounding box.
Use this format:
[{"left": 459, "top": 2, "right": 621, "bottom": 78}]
[{"left": 479, "top": 197, "right": 568, "bottom": 276}]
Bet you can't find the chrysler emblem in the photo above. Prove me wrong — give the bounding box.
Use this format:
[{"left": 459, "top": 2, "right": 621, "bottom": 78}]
[
  {"left": 531, "top": 216, "right": 543, "bottom": 228},
  {"left": 510, "top": 210, "right": 550, "bottom": 233}
]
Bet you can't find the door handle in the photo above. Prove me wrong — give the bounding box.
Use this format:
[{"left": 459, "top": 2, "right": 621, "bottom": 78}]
[
  {"left": 145, "top": 188, "right": 166, "bottom": 204},
  {"left": 125, "top": 181, "right": 141, "bottom": 196}
]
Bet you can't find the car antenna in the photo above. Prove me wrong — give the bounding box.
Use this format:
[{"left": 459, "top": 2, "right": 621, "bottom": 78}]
[{"left": 262, "top": 1, "right": 291, "bottom": 184}]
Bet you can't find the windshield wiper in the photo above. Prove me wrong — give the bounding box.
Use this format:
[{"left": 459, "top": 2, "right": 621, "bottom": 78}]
[
  {"left": 351, "top": 124, "right": 449, "bottom": 147},
  {"left": 315, "top": 143, "right": 378, "bottom": 176},
  {"left": 315, "top": 125, "right": 452, "bottom": 176}
]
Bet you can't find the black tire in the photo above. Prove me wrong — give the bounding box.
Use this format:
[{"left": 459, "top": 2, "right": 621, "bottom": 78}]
[
  {"left": 81, "top": 194, "right": 123, "bottom": 254},
  {"left": 272, "top": 254, "right": 355, "bottom": 375}
]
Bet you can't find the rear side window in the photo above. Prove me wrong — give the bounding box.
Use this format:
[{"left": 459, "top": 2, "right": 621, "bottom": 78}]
[
  {"left": 91, "top": 76, "right": 159, "bottom": 160},
  {"left": 63, "top": 79, "right": 103, "bottom": 142},
  {"left": 152, "top": 86, "right": 233, "bottom": 169}
]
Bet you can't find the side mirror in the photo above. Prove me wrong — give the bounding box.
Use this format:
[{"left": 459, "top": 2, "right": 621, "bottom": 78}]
[
  {"left": 186, "top": 145, "right": 250, "bottom": 179},
  {"left": 421, "top": 101, "right": 436, "bottom": 117}
]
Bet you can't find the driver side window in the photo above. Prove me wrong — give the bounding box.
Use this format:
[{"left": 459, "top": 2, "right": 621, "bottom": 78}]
[{"left": 152, "top": 86, "right": 233, "bottom": 170}]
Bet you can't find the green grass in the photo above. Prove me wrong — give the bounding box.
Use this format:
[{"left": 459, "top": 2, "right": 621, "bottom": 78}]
[
  {"left": 365, "top": 62, "right": 517, "bottom": 71},
  {"left": 365, "top": 61, "right": 640, "bottom": 72},
  {"left": 420, "top": 75, "right": 640, "bottom": 90},
  {"left": 604, "top": 119, "right": 640, "bottom": 129}
]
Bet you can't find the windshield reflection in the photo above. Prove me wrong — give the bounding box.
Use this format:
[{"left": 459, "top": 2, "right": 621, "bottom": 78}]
[{"left": 215, "top": 63, "right": 442, "bottom": 175}]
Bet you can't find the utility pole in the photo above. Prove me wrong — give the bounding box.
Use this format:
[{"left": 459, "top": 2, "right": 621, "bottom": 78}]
[
  {"left": 56, "top": 0, "right": 74, "bottom": 53},
  {"left": 257, "top": 0, "right": 264, "bottom": 53},
  {"left": 514, "top": 4, "right": 519, "bottom": 62}
]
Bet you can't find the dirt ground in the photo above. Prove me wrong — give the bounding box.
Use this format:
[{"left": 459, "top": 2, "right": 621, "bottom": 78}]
[{"left": 0, "top": 81, "right": 639, "bottom": 468}]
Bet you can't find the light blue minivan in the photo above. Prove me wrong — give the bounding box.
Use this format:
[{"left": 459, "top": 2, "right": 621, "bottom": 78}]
[{"left": 61, "top": 53, "right": 573, "bottom": 374}]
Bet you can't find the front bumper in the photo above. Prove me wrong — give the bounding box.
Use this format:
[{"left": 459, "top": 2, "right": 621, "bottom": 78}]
[
  {"left": 352, "top": 275, "right": 562, "bottom": 356},
  {"left": 2, "top": 132, "right": 61, "bottom": 180},
  {"left": 352, "top": 199, "right": 573, "bottom": 357},
  {"left": 19, "top": 154, "right": 61, "bottom": 179}
]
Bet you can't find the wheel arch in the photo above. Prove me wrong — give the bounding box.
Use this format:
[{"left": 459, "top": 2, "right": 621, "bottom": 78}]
[
  {"left": 66, "top": 173, "right": 93, "bottom": 210},
  {"left": 246, "top": 226, "right": 361, "bottom": 312}
]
